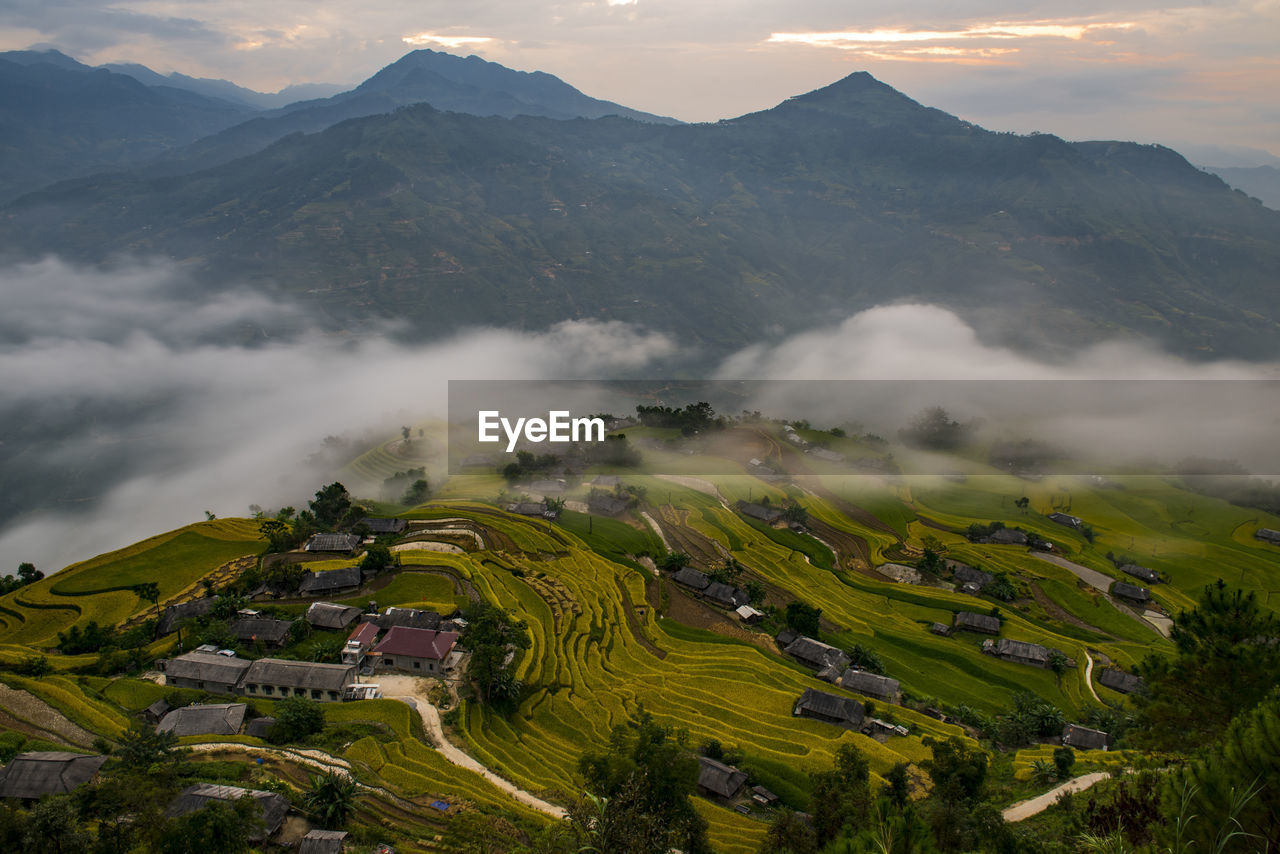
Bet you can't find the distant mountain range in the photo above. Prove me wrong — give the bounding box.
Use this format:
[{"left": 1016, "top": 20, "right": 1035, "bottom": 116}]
[{"left": 5, "top": 64, "right": 1278, "bottom": 359}]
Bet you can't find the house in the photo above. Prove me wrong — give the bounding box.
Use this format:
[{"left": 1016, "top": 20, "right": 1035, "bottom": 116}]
[
  {"left": 143, "top": 698, "right": 171, "bottom": 725},
  {"left": 1256, "top": 528, "right": 1280, "bottom": 545},
  {"left": 986, "top": 528, "right": 1028, "bottom": 545},
  {"left": 1047, "top": 512, "right": 1083, "bottom": 529},
  {"left": 775, "top": 629, "right": 799, "bottom": 648},
  {"left": 304, "top": 533, "right": 363, "bottom": 554},
  {"left": 0, "top": 752, "right": 108, "bottom": 800},
  {"left": 751, "top": 785, "right": 780, "bottom": 806},
  {"left": 737, "top": 501, "right": 783, "bottom": 523},
  {"left": 359, "top": 517, "right": 407, "bottom": 535},
  {"left": 163, "top": 651, "right": 252, "bottom": 694},
  {"left": 703, "top": 582, "right": 748, "bottom": 609},
  {"left": 298, "top": 567, "right": 363, "bottom": 597},
  {"left": 839, "top": 670, "right": 900, "bottom": 702},
  {"left": 1120, "top": 564, "right": 1161, "bottom": 584},
  {"left": 246, "top": 717, "right": 275, "bottom": 739},
  {"left": 168, "top": 784, "right": 290, "bottom": 840},
  {"left": 697, "top": 756, "right": 748, "bottom": 800},
  {"left": 305, "top": 602, "right": 363, "bottom": 630},
  {"left": 373, "top": 627, "right": 460, "bottom": 675},
  {"left": 867, "top": 718, "right": 910, "bottom": 739},
  {"left": 953, "top": 611, "right": 1001, "bottom": 635},
  {"left": 735, "top": 605, "right": 764, "bottom": 624},
  {"left": 158, "top": 598, "right": 215, "bottom": 635},
  {"left": 343, "top": 621, "right": 380, "bottom": 666},
  {"left": 300, "top": 829, "right": 349, "bottom": 854},
  {"left": 232, "top": 617, "right": 293, "bottom": 648},
  {"left": 929, "top": 622, "right": 952, "bottom": 637},
  {"left": 591, "top": 475, "right": 621, "bottom": 488},
  {"left": 816, "top": 663, "right": 843, "bottom": 684},
  {"left": 376, "top": 607, "right": 443, "bottom": 632},
  {"left": 588, "top": 492, "right": 631, "bottom": 516},
  {"left": 806, "top": 447, "right": 845, "bottom": 463},
  {"left": 991, "top": 638, "right": 1051, "bottom": 668},
  {"left": 795, "top": 688, "right": 865, "bottom": 728},
  {"left": 951, "top": 563, "right": 994, "bottom": 593},
  {"left": 671, "top": 567, "right": 711, "bottom": 591},
  {"left": 507, "top": 501, "right": 559, "bottom": 520},
  {"left": 1098, "top": 668, "right": 1144, "bottom": 695},
  {"left": 784, "top": 637, "right": 851, "bottom": 671},
  {"left": 530, "top": 479, "right": 566, "bottom": 495},
  {"left": 1062, "top": 724, "right": 1111, "bottom": 751},
  {"left": 240, "top": 659, "right": 356, "bottom": 703},
  {"left": 1111, "top": 581, "right": 1151, "bottom": 606},
  {"left": 157, "top": 703, "right": 247, "bottom": 737}
]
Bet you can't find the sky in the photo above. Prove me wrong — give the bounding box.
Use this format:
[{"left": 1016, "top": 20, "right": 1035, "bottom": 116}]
[{"left": 1, "top": 0, "right": 1277, "bottom": 157}]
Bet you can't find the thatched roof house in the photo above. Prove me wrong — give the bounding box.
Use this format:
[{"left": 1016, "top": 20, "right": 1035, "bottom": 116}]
[
  {"left": 168, "top": 784, "right": 289, "bottom": 839},
  {"left": 0, "top": 752, "right": 107, "bottom": 800},
  {"left": 953, "top": 611, "right": 1001, "bottom": 634},
  {"left": 795, "top": 688, "right": 865, "bottom": 727},
  {"left": 157, "top": 703, "right": 247, "bottom": 737},
  {"left": 696, "top": 756, "right": 748, "bottom": 800}
]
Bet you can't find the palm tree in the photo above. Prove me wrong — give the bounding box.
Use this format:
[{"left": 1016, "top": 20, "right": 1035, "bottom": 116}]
[{"left": 303, "top": 771, "right": 358, "bottom": 829}]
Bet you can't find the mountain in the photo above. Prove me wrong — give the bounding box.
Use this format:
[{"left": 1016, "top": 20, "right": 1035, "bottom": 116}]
[
  {"left": 0, "top": 54, "right": 256, "bottom": 201},
  {"left": 1200, "top": 165, "right": 1280, "bottom": 210},
  {"left": 7, "top": 71, "right": 1280, "bottom": 357},
  {"left": 148, "top": 49, "right": 679, "bottom": 175},
  {"left": 100, "top": 63, "right": 345, "bottom": 109}
]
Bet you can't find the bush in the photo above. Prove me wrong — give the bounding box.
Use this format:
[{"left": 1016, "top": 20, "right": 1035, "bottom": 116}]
[{"left": 268, "top": 697, "right": 325, "bottom": 744}]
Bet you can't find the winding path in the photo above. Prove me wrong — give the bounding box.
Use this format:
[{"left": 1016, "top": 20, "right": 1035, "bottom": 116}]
[
  {"left": 392, "top": 696, "right": 567, "bottom": 819},
  {"left": 1003, "top": 772, "right": 1112, "bottom": 821}
]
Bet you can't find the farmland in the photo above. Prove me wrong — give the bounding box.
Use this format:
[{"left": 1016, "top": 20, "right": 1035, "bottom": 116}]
[{"left": 1, "top": 433, "right": 1277, "bottom": 852}]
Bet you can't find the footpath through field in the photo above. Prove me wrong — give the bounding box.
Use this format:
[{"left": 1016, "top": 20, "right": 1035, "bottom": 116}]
[
  {"left": 392, "top": 695, "right": 568, "bottom": 819},
  {"left": 1002, "top": 772, "right": 1112, "bottom": 821},
  {"left": 1032, "top": 553, "right": 1166, "bottom": 637}
]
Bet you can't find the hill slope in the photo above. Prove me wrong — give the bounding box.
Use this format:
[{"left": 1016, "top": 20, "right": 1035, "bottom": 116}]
[{"left": 6, "top": 71, "right": 1280, "bottom": 357}]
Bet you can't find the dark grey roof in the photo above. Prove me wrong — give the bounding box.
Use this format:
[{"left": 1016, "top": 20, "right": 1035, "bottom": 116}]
[
  {"left": 987, "top": 528, "right": 1028, "bottom": 545},
  {"left": 1120, "top": 564, "right": 1161, "bottom": 583},
  {"left": 232, "top": 617, "right": 293, "bottom": 644},
  {"left": 795, "top": 688, "right": 865, "bottom": 726},
  {"left": 305, "top": 601, "right": 362, "bottom": 629},
  {"left": 995, "top": 638, "right": 1050, "bottom": 665},
  {"left": 304, "top": 533, "right": 363, "bottom": 553},
  {"left": 158, "top": 598, "right": 216, "bottom": 635},
  {"left": 929, "top": 622, "right": 951, "bottom": 636},
  {"left": 751, "top": 785, "right": 779, "bottom": 803},
  {"left": 703, "top": 582, "right": 747, "bottom": 607},
  {"left": 1256, "top": 528, "right": 1280, "bottom": 544},
  {"left": 785, "top": 637, "right": 851, "bottom": 671},
  {"left": 299, "top": 567, "right": 363, "bottom": 595},
  {"left": 1098, "top": 668, "right": 1144, "bottom": 694},
  {"left": 165, "top": 651, "right": 252, "bottom": 686},
  {"left": 1062, "top": 724, "right": 1111, "bottom": 751},
  {"left": 145, "top": 698, "right": 172, "bottom": 720},
  {"left": 359, "top": 517, "right": 406, "bottom": 535},
  {"left": 953, "top": 611, "right": 1001, "bottom": 634},
  {"left": 588, "top": 494, "right": 631, "bottom": 516},
  {"left": 1111, "top": 581, "right": 1150, "bottom": 602},
  {"left": 168, "top": 784, "right": 289, "bottom": 839},
  {"left": 738, "top": 501, "right": 782, "bottom": 522},
  {"left": 242, "top": 659, "right": 355, "bottom": 693},
  {"left": 158, "top": 703, "right": 247, "bottom": 737},
  {"left": 376, "top": 607, "right": 442, "bottom": 632},
  {"left": 840, "top": 670, "right": 900, "bottom": 699},
  {"left": 300, "top": 829, "right": 349, "bottom": 854},
  {"left": 671, "top": 567, "right": 711, "bottom": 590},
  {"left": 952, "top": 564, "right": 994, "bottom": 588},
  {"left": 246, "top": 717, "right": 276, "bottom": 739},
  {"left": 508, "top": 502, "right": 554, "bottom": 517},
  {"left": 775, "top": 629, "right": 799, "bottom": 647},
  {"left": 1047, "top": 513, "right": 1083, "bottom": 528},
  {"left": 697, "top": 756, "right": 748, "bottom": 799},
  {"left": 0, "top": 752, "right": 107, "bottom": 799}
]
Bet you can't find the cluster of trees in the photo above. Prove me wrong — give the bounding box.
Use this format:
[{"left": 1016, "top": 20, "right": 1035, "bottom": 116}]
[
  {"left": 635, "top": 401, "right": 723, "bottom": 435},
  {"left": 381, "top": 466, "right": 429, "bottom": 505},
  {"left": 581, "top": 433, "right": 642, "bottom": 467},
  {"left": 786, "top": 601, "right": 822, "bottom": 636},
  {"left": 460, "top": 601, "right": 530, "bottom": 707},
  {"left": 899, "top": 407, "right": 967, "bottom": 451},
  {"left": 257, "top": 483, "right": 366, "bottom": 553},
  {"left": 500, "top": 451, "right": 562, "bottom": 485},
  {"left": 0, "top": 562, "right": 43, "bottom": 596}
]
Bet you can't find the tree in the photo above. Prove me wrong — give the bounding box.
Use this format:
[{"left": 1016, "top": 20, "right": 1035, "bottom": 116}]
[
  {"left": 810, "top": 744, "right": 873, "bottom": 845},
  {"left": 922, "top": 737, "right": 987, "bottom": 805},
  {"left": 1053, "top": 746, "right": 1076, "bottom": 780},
  {"left": 401, "top": 478, "right": 430, "bottom": 506},
  {"left": 760, "top": 807, "right": 818, "bottom": 854},
  {"left": 132, "top": 582, "right": 161, "bottom": 635},
  {"left": 308, "top": 482, "right": 357, "bottom": 530},
  {"left": 360, "top": 543, "right": 394, "bottom": 574},
  {"left": 785, "top": 601, "right": 821, "bottom": 636},
  {"left": 460, "top": 601, "right": 531, "bottom": 706},
  {"left": 258, "top": 518, "right": 296, "bottom": 553},
  {"left": 304, "top": 771, "right": 358, "bottom": 829},
  {"left": 23, "top": 797, "right": 90, "bottom": 854},
  {"left": 268, "top": 697, "right": 325, "bottom": 744},
  {"left": 16, "top": 562, "right": 42, "bottom": 585},
  {"left": 899, "top": 407, "right": 965, "bottom": 451},
  {"left": 310, "top": 635, "right": 345, "bottom": 663},
  {"left": 846, "top": 643, "right": 885, "bottom": 675},
  {"left": 781, "top": 500, "right": 808, "bottom": 525},
  {"left": 1133, "top": 580, "right": 1280, "bottom": 751},
  {"left": 744, "top": 580, "right": 766, "bottom": 606},
  {"left": 657, "top": 552, "right": 689, "bottom": 572},
  {"left": 158, "top": 796, "right": 261, "bottom": 854},
  {"left": 1048, "top": 650, "right": 1071, "bottom": 687},
  {"left": 117, "top": 723, "right": 181, "bottom": 768},
  {"left": 709, "top": 557, "right": 744, "bottom": 586},
  {"left": 884, "top": 762, "right": 912, "bottom": 811},
  {"left": 578, "top": 709, "right": 711, "bottom": 854}
]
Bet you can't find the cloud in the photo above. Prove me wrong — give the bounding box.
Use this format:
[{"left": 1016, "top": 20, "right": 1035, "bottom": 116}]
[
  {"left": 0, "top": 256, "right": 678, "bottom": 574},
  {"left": 402, "top": 32, "right": 497, "bottom": 50}
]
